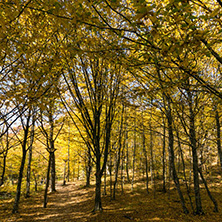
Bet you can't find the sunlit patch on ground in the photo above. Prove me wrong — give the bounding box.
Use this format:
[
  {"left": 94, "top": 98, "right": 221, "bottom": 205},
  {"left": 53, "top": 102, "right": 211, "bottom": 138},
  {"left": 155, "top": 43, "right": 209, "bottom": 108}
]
[{"left": 0, "top": 179, "right": 222, "bottom": 222}]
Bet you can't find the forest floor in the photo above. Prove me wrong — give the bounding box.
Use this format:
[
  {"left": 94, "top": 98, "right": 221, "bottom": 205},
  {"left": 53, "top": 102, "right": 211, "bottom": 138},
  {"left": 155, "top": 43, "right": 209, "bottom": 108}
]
[{"left": 0, "top": 175, "right": 222, "bottom": 222}]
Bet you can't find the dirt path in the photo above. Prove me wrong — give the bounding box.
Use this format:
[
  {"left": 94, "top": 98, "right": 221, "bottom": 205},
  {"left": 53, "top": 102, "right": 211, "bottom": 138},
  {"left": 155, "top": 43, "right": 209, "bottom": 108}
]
[{"left": 1, "top": 180, "right": 222, "bottom": 222}]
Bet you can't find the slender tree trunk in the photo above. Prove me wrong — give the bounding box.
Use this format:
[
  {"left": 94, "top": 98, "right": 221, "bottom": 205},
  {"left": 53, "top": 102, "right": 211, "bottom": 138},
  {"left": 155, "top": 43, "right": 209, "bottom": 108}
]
[
  {"left": 162, "top": 117, "right": 166, "bottom": 193},
  {"left": 125, "top": 130, "right": 130, "bottom": 183},
  {"left": 86, "top": 145, "right": 92, "bottom": 187},
  {"left": 149, "top": 120, "right": 156, "bottom": 198},
  {"left": 25, "top": 117, "right": 35, "bottom": 198},
  {"left": 142, "top": 123, "right": 149, "bottom": 194},
  {"left": 67, "top": 122, "right": 70, "bottom": 182},
  {"left": 63, "top": 160, "right": 67, "bottom": 186},
  {"left": 176, "top": 127, "right": 194, "bottom": 213},
  {"left": 166, "top": 97, "right": 189, "bottom": 214},
  {"left": 12, "top": 114, "right": 31, "bottom": 214},
  {"left": 113, "top": 105, "right": 124, "bottom": 199},
  {"left": 198, "top": 168, "right": 218, "bottom": 212},
  {"left": 187, "top": 87, "right": 203, "bottom": 215},
  {"left": 215, "top": 110, "right": 222, "bottom": 169},
  {"left": 103, "top": 166, "right": 107, "bottom": 195},
  {"left": 25, "top": 147, "right": 32, "bottom": 198},
  {"left": 12, "top": 150, "right": 27, "bottom": 213},
  {"left": 0, "top": 154, "right": 7, "bottom": 186},
  {"left": 131, "top": 123, "right": 136, "bottom": 191},
  {"left": 109, "top": 152, "right": 112, "bottom": 198},
  {"left": 44, "top": 152, "right": 52, "bottom": 208},
  {"left": 32, "top": 171, "right": 38, "bottom": 192}
]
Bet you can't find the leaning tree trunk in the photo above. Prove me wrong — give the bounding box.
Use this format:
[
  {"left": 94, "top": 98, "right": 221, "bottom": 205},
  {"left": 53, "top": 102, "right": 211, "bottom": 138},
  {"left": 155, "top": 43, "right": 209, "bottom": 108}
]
[
  {"left": 166, "top": 97, "right": 189, "bottom": 214},
  {"left": 215, "top": 110, "right": 222, "bottom": 169},
  {"left": 12, "top": 114, "right": 31, "bottom": 214},
  {"left": 198, "top": 168, "right": 218, "bottom": 212}
]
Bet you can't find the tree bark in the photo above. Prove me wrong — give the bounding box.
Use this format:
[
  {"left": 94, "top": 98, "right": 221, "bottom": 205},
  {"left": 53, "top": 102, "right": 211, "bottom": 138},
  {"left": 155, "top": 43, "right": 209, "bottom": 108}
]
[
  {"left": 12, "top": 113, "right": 31, "bottom": 213},
  {"left": 25, "top": 117, "right": 35, "bottom": 198},
  {"left": 50, "top": 151, "right": 56, "bottom": 192},
  {"left": 44, "top": 152, "right": 52, "bottom": 208},
  {"left": 162, "top": 117, "right": 166, "bottom": 193},
  {"left": 113, "top": 105, "right": 124, "bottom": 199},
  {"left": 215, "top": 110, "right": 222, "bottom": 169},
  {"left": 187, "top": 84, "right": 203, "bottom": 215},
  {"left": 166, "top": 97, "right": 189, "bottom": 214},
  {"left": 142, "top": 120, "right": 149, "bottom": 194}
]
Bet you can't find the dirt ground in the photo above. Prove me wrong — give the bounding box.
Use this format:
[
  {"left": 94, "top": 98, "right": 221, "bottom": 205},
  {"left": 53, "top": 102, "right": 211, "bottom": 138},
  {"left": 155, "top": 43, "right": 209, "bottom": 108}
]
[{"left": 1, "top": 179, "right": 222, "bottom": 222}]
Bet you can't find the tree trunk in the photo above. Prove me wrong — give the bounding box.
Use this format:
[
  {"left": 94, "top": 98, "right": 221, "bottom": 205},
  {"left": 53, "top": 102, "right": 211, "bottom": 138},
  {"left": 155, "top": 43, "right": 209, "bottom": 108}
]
[
  {"left": 131, "top": 123, "right": 136, "bottom": 191},
  {"left": 215, "top": 110, "right": 222, "bottom": 169},
  {"left": 176, "top": 127, "right": 194, "bottom": 213},
  {"left": 25, "top": 146, "right": 32, "bottom": 198},
  {"left": 63, "top": 160, "right": 67, "bottom": 186},
  {"left": 149, "top": 121, "right": 156, "bottom": 198},
  {"left": 187, "top": 86, "right": 203, "bottom": 215},
  {"left": 142, "top": 123, "right": 149, "bottom": 194},
  {"left": 12, "top": 114, "right": 30, "bottom": 214},
  {"left": 125, "top": 130, "right": 130, "bottom": 183},
  {"left": 166, "top": 97, "right": 189, "bottom": 214},
  {"left": 162, "top": 117, "right": 166, "bottom": 193},
  {"left": 0, "top": 154, "right": 7, "bottom": 186},
  {"left": 198, "top": 168, "right": 218, "bottom": 212},
  {"left": 50, "top": 151, "right": 56, "bottom": 192},
  {"left": 113, "top": 105, "right": 124, "bottom": 199},
  {"left": 32, "top": 171, "right": 38, "bottom": 192},
  {"left": 85, "top": 145, "right": 92, "bottom": 187},
  {"left": 103, "top": 166, "right": 107, "bottom": 195},
  {"left": 25, "top": 117, "right": 35, "bottom": 198},
  {"left": 44, "top": 152, "right": 52, "bottom": 208},
  {"left": 109, "top": 152, "right": 112, "bottom": 198}
]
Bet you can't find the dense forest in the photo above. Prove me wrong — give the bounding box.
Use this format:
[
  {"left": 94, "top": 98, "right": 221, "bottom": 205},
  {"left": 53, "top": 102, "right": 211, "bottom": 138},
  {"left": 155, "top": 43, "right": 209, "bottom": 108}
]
[{"left": 0, "top": 0, "right": 222, "bottom": 221}]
